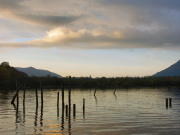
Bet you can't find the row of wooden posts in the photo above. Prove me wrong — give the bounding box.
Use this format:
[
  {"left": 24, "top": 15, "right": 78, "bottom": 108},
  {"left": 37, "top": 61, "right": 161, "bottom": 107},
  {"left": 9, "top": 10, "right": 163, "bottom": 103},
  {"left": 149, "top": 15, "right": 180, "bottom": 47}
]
[
  {"left": 11, "top": 76, "right": 86, "bottom": 118},
  {"left": 10, "top": 77, "right": 173, "bottom": 116}
]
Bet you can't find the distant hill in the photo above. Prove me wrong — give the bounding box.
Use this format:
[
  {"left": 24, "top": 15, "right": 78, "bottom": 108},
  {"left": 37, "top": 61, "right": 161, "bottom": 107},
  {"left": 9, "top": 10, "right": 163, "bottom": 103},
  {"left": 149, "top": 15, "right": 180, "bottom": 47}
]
[
  {"left": 15, "top": 67, "right": 62, "bottom": 78},
  {"left": 153, "top": 60, "right": 180, "bottom": 77}
]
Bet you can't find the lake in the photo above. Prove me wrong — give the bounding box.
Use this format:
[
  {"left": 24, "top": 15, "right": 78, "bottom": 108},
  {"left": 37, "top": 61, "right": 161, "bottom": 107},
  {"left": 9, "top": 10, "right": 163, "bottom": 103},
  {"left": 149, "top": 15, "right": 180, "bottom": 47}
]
[{"left": 0, "top": 88, "right": 180, "bottom": 135}]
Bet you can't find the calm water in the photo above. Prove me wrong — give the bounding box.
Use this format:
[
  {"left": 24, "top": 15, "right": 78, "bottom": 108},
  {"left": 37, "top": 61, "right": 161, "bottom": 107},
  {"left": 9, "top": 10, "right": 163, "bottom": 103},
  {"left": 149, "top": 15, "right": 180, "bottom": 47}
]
[{"left": 0, "top": 88, "right": 180, "bottom": 135}]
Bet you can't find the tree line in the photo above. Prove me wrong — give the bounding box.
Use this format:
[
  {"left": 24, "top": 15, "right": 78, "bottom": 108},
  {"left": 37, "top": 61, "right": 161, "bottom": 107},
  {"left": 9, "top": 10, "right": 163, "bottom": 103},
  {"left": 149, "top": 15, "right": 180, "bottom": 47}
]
[
  {"left": 1, "top": 75, "right": 180, "bottom": 90},
  {"left": 1, "top": 64, "right": 180, "bottom": 90}
]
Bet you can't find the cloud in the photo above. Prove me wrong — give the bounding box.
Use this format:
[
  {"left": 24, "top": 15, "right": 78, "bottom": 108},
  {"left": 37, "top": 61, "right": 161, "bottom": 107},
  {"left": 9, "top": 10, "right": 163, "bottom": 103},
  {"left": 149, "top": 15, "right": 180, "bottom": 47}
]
[
  {"left": 0, "top": 0, "right": 180, "bottom": 50},
  {"left": 0, "top": 0, "right": 82, "bottom": 27},
  {"left": 99, "top": 0, "right": 180, "bottom": 10},
  {"left": 9, "top": 13, "right": 81, "bottom": 27},
  {"left": 0, "top": 0, "right": 24, "bottom": 12},
  {"left": 1, "top": 26, "right": 180, "bottom": 50}
]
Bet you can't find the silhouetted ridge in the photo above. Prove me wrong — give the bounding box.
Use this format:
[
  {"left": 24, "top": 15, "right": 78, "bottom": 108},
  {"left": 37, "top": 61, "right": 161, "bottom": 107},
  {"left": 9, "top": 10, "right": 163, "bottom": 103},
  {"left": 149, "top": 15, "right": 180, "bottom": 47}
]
[
  {"left": 15, "top": 67, "right": 62, "bottom": 78},
  {"left": 153, "top": 60, "right": 180, "bottom": 77}
]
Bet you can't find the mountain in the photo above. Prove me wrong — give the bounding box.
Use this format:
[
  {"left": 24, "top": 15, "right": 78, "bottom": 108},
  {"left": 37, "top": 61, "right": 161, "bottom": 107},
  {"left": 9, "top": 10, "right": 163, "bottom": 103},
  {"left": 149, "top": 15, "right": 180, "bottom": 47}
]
[
  {"left": 153, "top": 60, "right": 180, "bottom": 77},
  {"left": 15, "top": 67, "right": 62, "bottom": 78}
]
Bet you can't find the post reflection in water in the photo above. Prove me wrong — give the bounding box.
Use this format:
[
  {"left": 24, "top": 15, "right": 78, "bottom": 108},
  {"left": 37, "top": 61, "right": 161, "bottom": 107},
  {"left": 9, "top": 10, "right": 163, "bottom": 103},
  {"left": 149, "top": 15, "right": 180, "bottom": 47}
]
[
  {"left": 68, "top": 107, "right": 71, "bottom": 135},
  {"left": 57, "top": 106, "right": 59, "bottom": 119},
  {"left": 12, "top": 103, "right": 18, "bottom": 123},
  {"left": 94, "top": 95, "right": 97, "bottom": 106},
  {"left": 34, "top": 88, "right": 39, "bottom": 127},
  {"left": 40, "top": 104, "right": 43, "bottom": 126},
  {"left": 14, "top": 103, "right": 19, "bottom": 132},
  {"left": 12, "top": 103, "right": 22, "bottom": 132},
  {"left": 23, "top": 99, "right": 25, "bottom": 123},
  {"left": 114, "top": 92, "right": 117, "bottom": 102},
  {"left": 34, "top": 103, "right": 38, "bottom": 127},
  {"left": 61, "top": 105, "right": 65, "bottom": 130}
]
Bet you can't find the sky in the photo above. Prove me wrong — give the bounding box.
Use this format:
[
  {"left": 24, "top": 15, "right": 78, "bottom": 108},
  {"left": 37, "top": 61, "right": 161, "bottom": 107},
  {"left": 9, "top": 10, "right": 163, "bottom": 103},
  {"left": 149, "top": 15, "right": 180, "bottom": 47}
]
[{"left": 0, "top": 0, "right": 180, "bottom": 77}]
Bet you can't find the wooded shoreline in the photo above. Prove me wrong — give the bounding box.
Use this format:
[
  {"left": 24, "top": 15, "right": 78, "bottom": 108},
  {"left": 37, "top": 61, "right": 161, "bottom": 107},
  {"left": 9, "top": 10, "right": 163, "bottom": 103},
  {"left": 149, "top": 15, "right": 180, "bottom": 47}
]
[{"left": 1, "top": 76, "right": 180, "bottom": 90}]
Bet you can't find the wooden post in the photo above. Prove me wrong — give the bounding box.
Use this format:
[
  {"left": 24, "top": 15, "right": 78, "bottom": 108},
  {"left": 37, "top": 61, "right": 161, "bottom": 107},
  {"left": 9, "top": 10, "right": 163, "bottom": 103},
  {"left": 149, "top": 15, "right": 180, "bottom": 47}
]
[
  {"left": 23, "top": 83, "right": 26, "bottom": 116},
  {"left": 68, "top": 76, "right": 72, "bottom": 133},
  {"left": 57, "top": 92, "right": 59, "bottom": 109},
  {"left": 61, "top": 82, "right": 65, "bottom": 130},
  {"left": 35, "top": 88, "right": 38, "bottom": 108},
  {"left": 11, "top": 82, "right": 24, "bottom": 104},
  {"left": 166, "top": 98, "right": 168, "bottom": 108},
  {"left": 94, "top": 89, "right": 96, "bottom": 96},
  {"left": 40, "top": 81, "right": 43, "bottom": 126},
  {"left": 68, "top": 76, "right": 71, "bottom": 117},
  {"left": 16, "top": 80, "right": 19, "bottom": 109},
  {"left": 57, "top": 91, "right": 59, "bottom": 117},
  {"left": 73, "top": 104, "right": 76, "bottom": 118},
  {"left": 83, "top": 98, "right": 85, "bottom": 117},
  {"left": 40, "top": 81, "right": 43, "bottom": 107},
  {"left": 23, "top": 83, "right": 26, "bottom": 103},
  {"left": 66, "top": 105, "right": 68, "bottom": 118},
  {"left": 169, "top": 98, "right": 172, "bottom": 107},
  {"left": 62, "top": 82, "right": 64, "bottom": 113},
  {"left": 114, "top": 86, "right": 117, "bottom": 94}
]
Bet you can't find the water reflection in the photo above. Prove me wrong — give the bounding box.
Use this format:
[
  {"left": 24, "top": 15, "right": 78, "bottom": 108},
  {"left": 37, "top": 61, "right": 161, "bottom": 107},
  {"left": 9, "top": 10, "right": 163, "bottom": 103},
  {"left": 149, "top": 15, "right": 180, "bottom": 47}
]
[
  {"left": 40, "top": 104, "right": 43, "bottom": 126},
  {"left": 83, "top": 98, "right": 85, "bottom": 119},
  {"left": 34, "top": 103, "right": 38, "bottom": 127},
  {"left": 57, "top": 106, "right": 59, "bottom": 119},
  {"left": 23, "top": 103, "right": 25, "bottom": 123},
  {"left": 68, "top": 106, "right": 71, "bottom": 135},
  {"left": 1, "top": 88, "right": 180, "bottom": 135},
  {"left": 94, "top": 95, "right": 98, "bottom": 106},
  {"left": 61, "top": 106, "right": 65, "bottom": 130},
  {"left": 12, "top": 102, "right": 23, "bottom": 134},
  {"left": 23, "top": 84, "right": 26, "bottom": 124},
  {"left": 94, "top": 88, "right": 98, "bottom": 107},
  {"left": 114, "top": 92, "right": 117, "bottom": 102}
]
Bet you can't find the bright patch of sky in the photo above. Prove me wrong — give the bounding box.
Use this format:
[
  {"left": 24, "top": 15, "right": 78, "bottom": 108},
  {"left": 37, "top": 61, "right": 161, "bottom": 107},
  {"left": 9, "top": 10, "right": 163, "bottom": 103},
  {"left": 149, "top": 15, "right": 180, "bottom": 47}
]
[
  {"left": 12, "top": 38, "right": 37, "bottom": 42},
  {"left": 0, "top": 47, "right": 179, "bottom": 77}
]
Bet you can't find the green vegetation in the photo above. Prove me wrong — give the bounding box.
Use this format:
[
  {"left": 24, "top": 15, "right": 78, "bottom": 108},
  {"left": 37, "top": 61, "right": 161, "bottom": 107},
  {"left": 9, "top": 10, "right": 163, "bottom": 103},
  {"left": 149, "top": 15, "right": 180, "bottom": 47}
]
[
  {"left": 1, "top": 62, "right": 180, "bottom": 90},
  {"left": 35, "top": 76, "right": 180, "bottom": 89},
  {"left": 0, "top": 63, "right": 28, "bottom": 89}
]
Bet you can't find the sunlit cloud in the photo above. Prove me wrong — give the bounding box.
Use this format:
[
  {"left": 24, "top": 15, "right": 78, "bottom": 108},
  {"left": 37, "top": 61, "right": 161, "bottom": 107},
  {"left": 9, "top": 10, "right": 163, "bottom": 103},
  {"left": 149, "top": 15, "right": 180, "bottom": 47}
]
[{"left": 1, "top": 26, "right": 180, "bottom": 50}]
